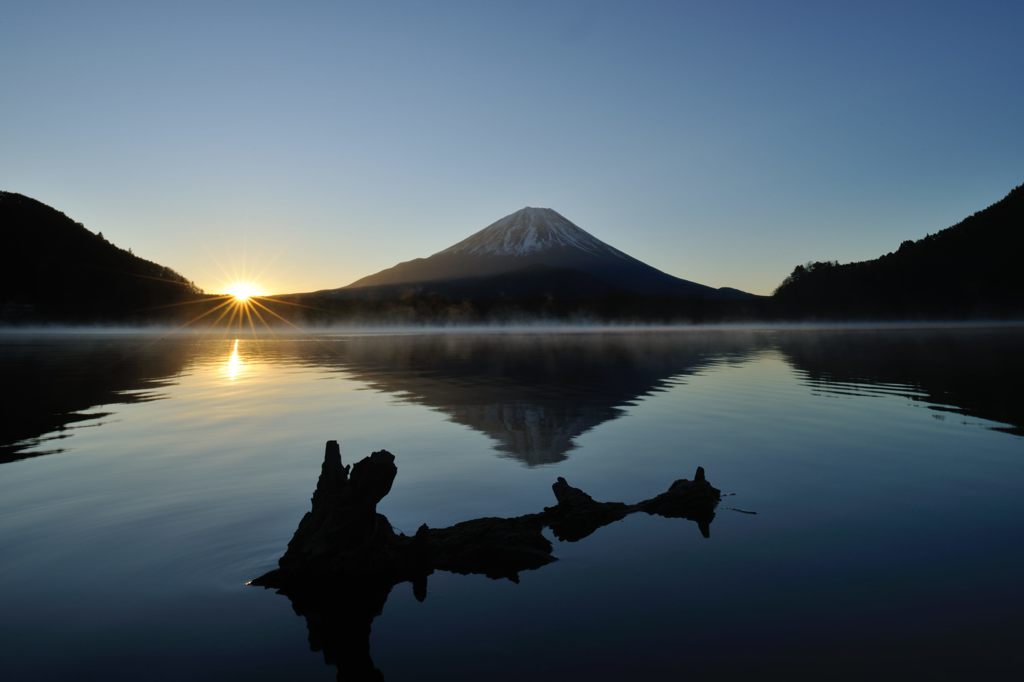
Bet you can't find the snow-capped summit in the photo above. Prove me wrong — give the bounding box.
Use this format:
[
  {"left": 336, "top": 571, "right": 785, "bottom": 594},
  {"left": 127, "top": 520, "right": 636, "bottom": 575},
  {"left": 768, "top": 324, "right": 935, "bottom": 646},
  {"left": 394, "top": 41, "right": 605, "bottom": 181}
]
[
  {"left": 439, "top": 207, "right": 628, "bottom": 259},
  {"left": 340, "top": 206, "right": 748, "bottom": 300}
]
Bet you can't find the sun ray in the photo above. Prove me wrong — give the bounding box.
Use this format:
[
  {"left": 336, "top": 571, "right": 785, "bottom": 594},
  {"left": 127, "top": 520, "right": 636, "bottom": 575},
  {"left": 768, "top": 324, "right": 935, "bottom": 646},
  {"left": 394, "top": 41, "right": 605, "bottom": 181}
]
[
  {"left": 138, "top": 295, "right": 233, "bottom": 312},
  {"left": 247, "top": 303, "right": 275, "bottom": 332},
  {"left": 238, "top": 304, "right": 252, "bottom": 333},
  {"left": 251, "top": 295, "right": 321, "bottom": 310},
  {"left": 176, "top": 297, "right": 235, "bottom": 328},
  {"left": 227, "top": 304, "right": 243, "bottom": 332},
  {"left": 211, "top": 299, "right": 239, "bottom": 328},
  {"left": 243, "top": 303, "right": 258, "bottom": 335},
  {"left": 250, "top": 298, "right": 305, "bottom": 330},
  {"left": 118, "top": 258, "right": 316, "bottom": 332}
]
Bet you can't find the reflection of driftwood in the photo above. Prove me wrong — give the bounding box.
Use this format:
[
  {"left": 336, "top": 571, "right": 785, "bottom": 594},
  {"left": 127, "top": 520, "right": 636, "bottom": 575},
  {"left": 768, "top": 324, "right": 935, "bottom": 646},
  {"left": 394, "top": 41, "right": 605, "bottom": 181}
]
[{"left": 252, "top": 441, "right": 720, "bottom": 680}]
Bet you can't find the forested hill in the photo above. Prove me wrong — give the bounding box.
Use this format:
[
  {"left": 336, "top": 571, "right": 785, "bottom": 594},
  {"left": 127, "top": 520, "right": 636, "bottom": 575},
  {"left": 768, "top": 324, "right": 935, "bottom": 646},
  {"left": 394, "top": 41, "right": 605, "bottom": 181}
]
[
  {"left": 0, "top": 192, "right": 201, "bottom": 322},
  {"left": 773, "top": 184, "right": 1024, "bottom": 318}
]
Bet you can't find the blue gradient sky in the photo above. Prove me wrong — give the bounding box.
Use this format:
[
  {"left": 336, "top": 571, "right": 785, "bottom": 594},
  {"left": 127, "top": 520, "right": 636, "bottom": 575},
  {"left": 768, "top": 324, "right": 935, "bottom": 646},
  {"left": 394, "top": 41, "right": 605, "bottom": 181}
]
[{"left": 2, "top": 1, "right": 1022, "bottom": 295}]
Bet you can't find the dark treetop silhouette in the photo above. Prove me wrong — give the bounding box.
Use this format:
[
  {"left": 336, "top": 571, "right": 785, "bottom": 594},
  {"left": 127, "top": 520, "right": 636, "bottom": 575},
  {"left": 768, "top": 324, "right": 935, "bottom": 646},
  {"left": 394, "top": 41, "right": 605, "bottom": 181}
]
[
  {"left": 0, "top": 192, "right": 202, "bottom": 323},
  {"left": 774, "top": 183, "right": 1024, "bottom": 319},
  {"left": 252, "top": 441, "right": 720, "bottom": 680}
]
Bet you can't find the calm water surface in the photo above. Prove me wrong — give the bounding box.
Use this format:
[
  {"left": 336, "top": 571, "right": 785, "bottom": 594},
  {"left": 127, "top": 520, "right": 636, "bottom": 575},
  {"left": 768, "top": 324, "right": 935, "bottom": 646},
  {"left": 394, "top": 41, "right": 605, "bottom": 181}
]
[{"left": 1, "top": 328, "right": 1022, "bottom": 680}]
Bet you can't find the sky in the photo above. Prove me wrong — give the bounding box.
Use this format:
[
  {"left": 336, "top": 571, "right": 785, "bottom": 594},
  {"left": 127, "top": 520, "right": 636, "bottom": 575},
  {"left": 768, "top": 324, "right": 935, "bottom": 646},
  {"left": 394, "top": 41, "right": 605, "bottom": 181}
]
[{"left": 2, "top": 1, "right": 1022, "bottom": 296}]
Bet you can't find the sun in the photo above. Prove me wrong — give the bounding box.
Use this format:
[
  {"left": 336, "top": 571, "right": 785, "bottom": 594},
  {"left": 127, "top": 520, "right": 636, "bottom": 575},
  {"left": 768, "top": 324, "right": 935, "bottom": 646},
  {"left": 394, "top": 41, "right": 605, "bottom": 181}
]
[
  {"left": 180, "top": 274, "right": 302, "bottom": 332},
  {"left": 224, "top": 281, "right": 263, "bottom": 302}
]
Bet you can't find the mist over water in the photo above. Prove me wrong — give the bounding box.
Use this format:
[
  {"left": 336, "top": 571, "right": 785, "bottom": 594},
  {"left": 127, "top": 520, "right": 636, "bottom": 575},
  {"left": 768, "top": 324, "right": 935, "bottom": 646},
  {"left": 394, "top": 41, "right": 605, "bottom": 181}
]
[{"left": 1, "top": 327, "right": 1022, "bottom": 679}]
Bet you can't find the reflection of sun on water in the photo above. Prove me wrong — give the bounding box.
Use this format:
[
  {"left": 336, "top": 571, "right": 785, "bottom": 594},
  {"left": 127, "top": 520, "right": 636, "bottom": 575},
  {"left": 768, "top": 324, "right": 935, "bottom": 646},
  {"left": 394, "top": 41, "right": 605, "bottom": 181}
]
[{"left": 225, "top": 339, "right": 244, "bottom": 381}]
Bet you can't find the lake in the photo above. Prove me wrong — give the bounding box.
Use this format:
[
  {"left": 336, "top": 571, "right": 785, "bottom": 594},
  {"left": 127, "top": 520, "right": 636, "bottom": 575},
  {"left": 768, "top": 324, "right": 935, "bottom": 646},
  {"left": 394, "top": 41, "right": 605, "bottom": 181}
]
[{"left": 1, "top": 326, "right": 1022, "bottom": 680}]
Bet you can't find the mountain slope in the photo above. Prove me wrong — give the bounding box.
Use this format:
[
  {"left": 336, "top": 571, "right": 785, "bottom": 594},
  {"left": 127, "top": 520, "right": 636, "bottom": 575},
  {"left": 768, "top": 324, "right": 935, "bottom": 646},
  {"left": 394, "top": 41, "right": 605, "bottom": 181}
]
[
  {"left": 773, "top": 183, "right": 1024, "bottom": 317},
  {"left": 0, "top": 192, "right": 201, "bottom": 322},
  {"left": 343, "top": 207, "right": 746, "bottom": 299}
]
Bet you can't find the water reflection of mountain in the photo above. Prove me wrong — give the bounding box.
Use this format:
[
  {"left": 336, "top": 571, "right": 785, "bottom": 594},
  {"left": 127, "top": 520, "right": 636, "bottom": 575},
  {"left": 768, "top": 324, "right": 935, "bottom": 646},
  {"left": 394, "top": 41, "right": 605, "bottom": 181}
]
[
  {"left": 0, "top": 335, "right": 192, "bottom": 463},
  {"left": 776, "top": 328, "right": 1024, "bottom": 436},
  {"left": 303, "top": 333, "right": 760, "bottom": 466},
  {"left": 5, "top": 327, "right": 1019, "bottom": 468}
]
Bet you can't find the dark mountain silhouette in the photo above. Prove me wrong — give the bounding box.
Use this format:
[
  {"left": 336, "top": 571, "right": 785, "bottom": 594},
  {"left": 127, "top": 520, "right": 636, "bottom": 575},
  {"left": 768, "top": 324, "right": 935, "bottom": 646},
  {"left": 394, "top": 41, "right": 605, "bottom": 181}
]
[
  {"left": 773, "top": 184, "right": 1024, "bottom": 318},
  {"left": 0, "top": 192, "right": 203, "bottom": 322},
  {"left": 316, "top": 207, "right": 752, "bottom": 301},
  {"left": 282, "top": 207, "right": 761, "bottom": 323}
]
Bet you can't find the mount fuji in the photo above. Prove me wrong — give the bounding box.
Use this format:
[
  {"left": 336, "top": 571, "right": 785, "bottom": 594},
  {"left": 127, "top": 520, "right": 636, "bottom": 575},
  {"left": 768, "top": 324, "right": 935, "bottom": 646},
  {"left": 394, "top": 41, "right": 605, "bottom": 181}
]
[{"left": 334, "top": 207, "right": 750, "bottom": 300}]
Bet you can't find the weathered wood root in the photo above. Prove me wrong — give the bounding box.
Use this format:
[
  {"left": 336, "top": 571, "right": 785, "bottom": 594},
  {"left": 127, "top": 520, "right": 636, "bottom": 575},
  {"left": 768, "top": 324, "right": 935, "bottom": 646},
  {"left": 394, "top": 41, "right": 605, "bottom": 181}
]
[
  {"left": 253, "top": 440, "right": 720, "bottom": 589},
  {"left": 250, "top": 440, "right": 721, "bottom": 681}
]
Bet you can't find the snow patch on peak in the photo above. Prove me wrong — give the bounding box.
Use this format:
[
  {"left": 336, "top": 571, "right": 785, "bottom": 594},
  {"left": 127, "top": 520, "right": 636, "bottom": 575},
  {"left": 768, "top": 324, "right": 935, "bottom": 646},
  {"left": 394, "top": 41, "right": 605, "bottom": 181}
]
[{"left": 440, "top": 207, "right": 629, "bottom": 259}]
